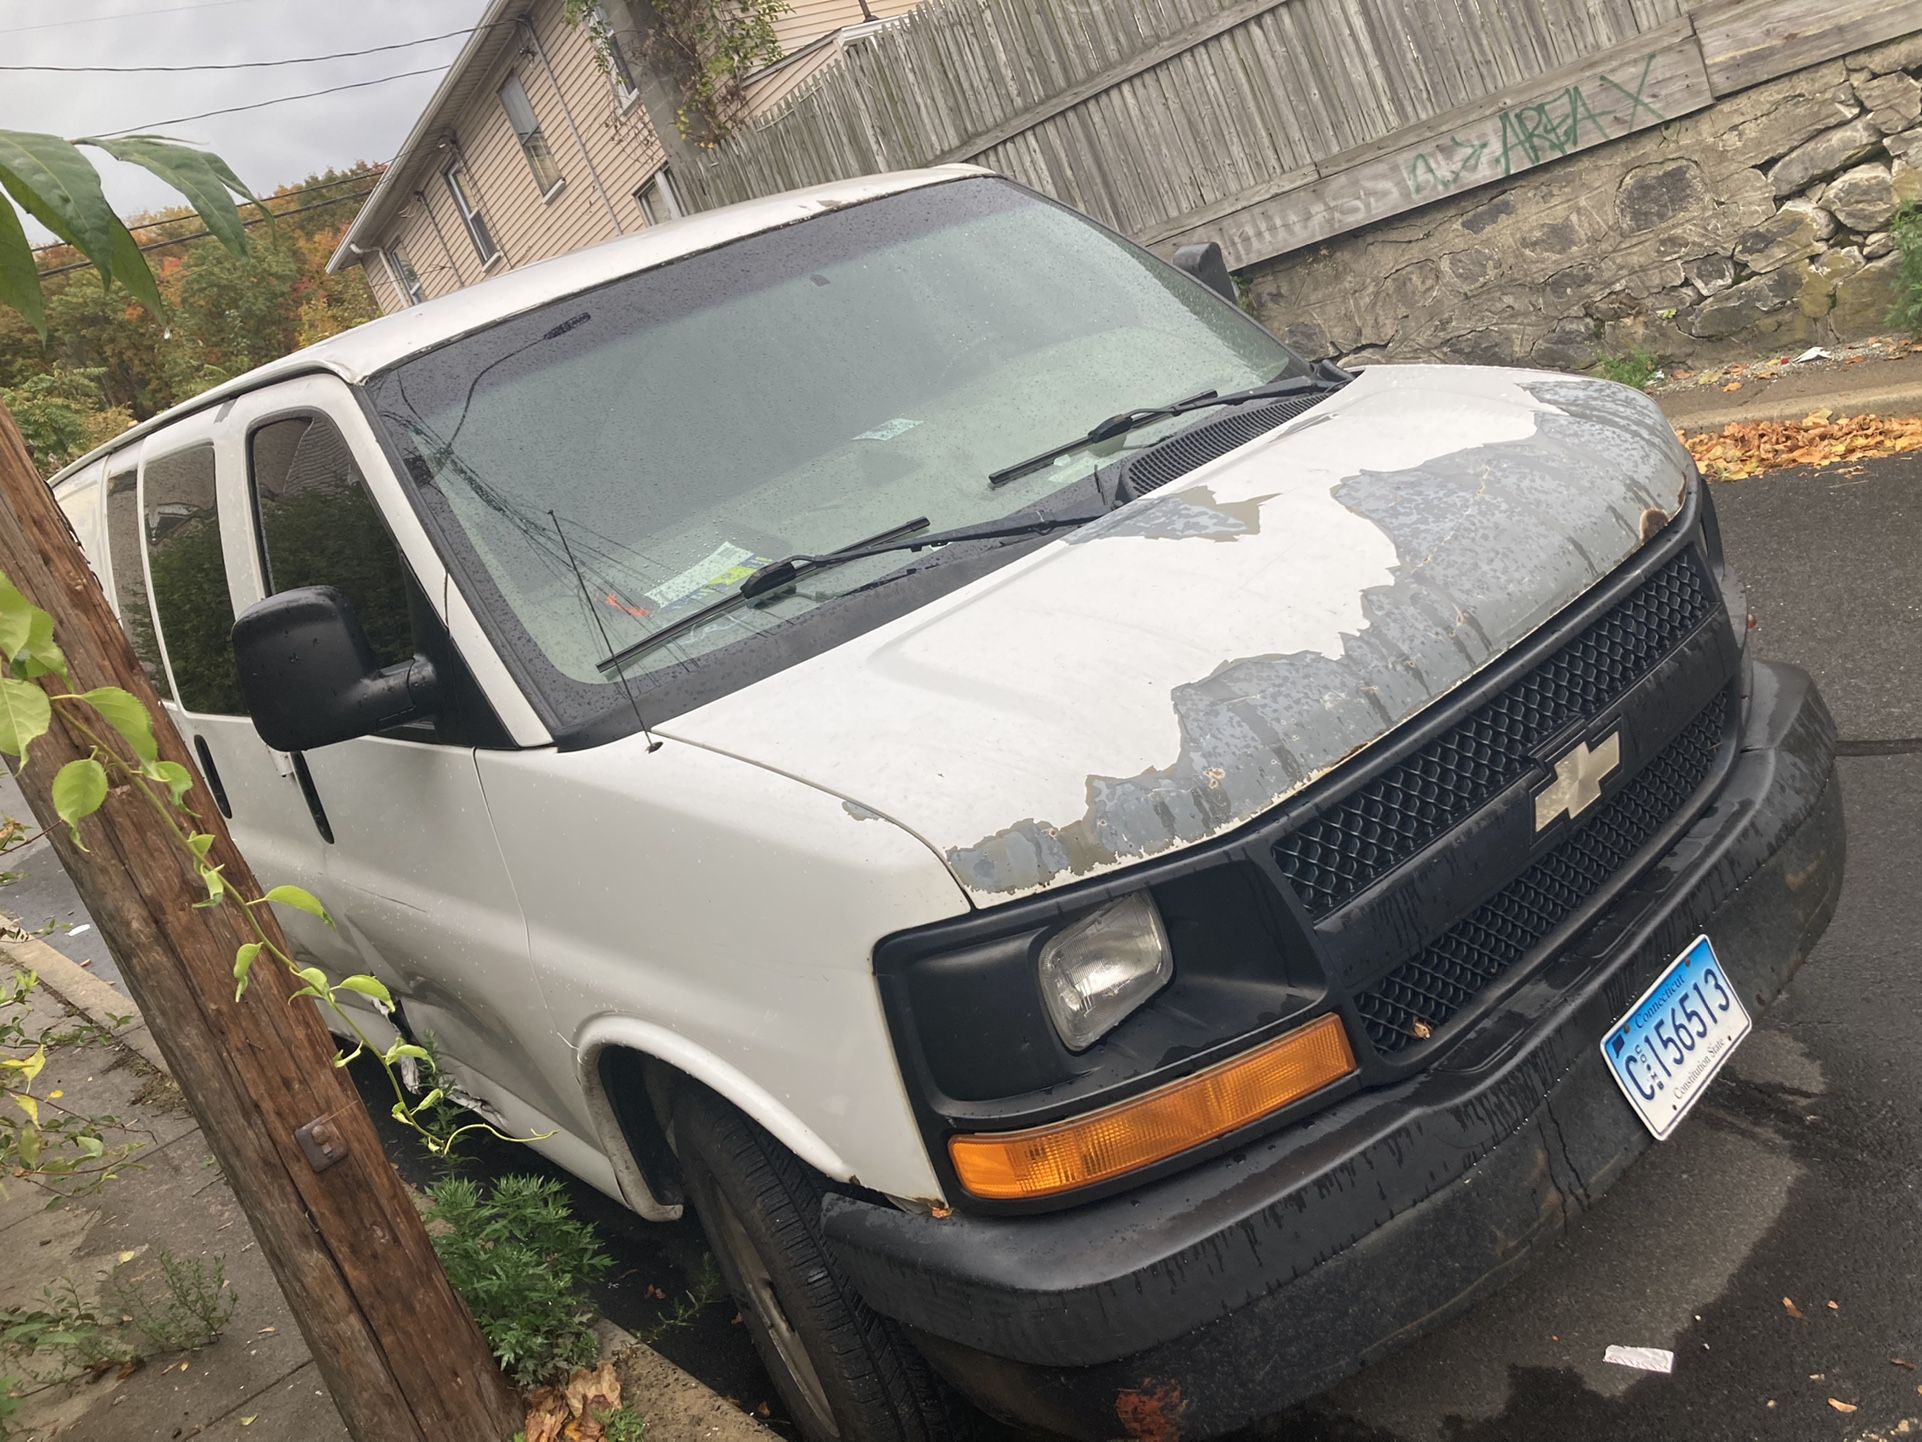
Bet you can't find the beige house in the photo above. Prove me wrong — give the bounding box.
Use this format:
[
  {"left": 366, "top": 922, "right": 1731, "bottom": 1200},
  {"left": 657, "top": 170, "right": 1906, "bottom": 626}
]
[{"left": 329, "top": 0, "right": 920, "bottom": 312}]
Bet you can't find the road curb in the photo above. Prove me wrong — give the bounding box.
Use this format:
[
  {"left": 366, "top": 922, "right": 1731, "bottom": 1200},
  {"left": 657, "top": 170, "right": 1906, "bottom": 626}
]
[
  {"left": 1660, "top": 378, "right": 1922, "bottom": 433},
  {"left": 1, "top": 918, "right": 167, "bottom": 1073}
]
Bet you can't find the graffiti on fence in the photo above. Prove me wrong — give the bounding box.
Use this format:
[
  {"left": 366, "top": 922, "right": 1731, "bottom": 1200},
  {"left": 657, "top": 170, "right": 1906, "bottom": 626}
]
[{"left": 1407, "top": 54, "right": 1669, "bottom": 199}]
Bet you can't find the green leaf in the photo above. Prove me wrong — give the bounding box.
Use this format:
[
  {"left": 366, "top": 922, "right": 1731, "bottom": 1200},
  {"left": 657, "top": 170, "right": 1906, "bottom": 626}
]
[
  {"left": 75, "top": 1134, "right": 104, "bottom": 1159},
  {"left": 17, "top": 606, "right": 68, "bottom": 682},
  {"left": 0, "top": 576, "right": 33, "bottom": 662},
  {"left": 0, "top": 131, "right": 118, "bottom": 283},
  {"left": 382, "top": 1042, "right": 434, "bottom": 1066},
  {"left": 262, "top": 884, "right": 332, "bottom": 926},
  {"left": 101, "top": 210, "right": 162, "bottom": 319},
  {"left": 293, "top": 965, "right": 328, "bottom": 999},
  {"left": 79, "top": 135, "right": 266, "bottom": 256},
  {"left": 0, "top": 190, "right": 45, "bottom": 336},
  {"left": 13, "top": 1092, "right": 38, "bottom": 1125},
  {"left": 194, "top": 864, "right": 226, "bottom": 908},
  {"left": 232, "top": 941, "right": 260, "bottom": 1001},
  {"left": 79, "top": 686, "right": 157, "bottom": 762},
  {"left": 334, "top": 974, "right": 393, "bottom": 1011},
  {"left": 145, "top": 759, "right": 194, "bottom": 809},
  {"left": 0, "top": 676, "right": 52, "bottom": 762},
  {"left": 50, "top": 757, "right": 107, "bottom": 847},
  {"left": 186, "top": 832, "right": 216, "bottom": 860}
]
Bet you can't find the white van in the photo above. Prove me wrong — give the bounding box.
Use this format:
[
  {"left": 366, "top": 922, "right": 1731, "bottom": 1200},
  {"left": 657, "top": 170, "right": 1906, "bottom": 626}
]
[{"left": 51, "top": 166, "right": 1844, "bottom": 1441}]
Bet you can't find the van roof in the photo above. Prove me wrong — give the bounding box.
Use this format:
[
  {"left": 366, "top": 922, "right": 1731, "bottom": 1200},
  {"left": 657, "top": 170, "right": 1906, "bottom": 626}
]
[{"left": 47, "top": 165, "right": 986, "bottom": 493}]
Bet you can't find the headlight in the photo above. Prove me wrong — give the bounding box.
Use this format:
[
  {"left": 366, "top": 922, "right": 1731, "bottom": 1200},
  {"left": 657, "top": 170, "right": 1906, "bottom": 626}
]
[{"left": 1037, "top": 893, "right": 1173, "bottom": 1051}]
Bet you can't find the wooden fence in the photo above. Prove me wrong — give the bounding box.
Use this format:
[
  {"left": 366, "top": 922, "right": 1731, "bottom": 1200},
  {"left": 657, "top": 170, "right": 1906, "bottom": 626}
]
[{"left": 676, "top": 0, "right": 1922, "bottom": 270}]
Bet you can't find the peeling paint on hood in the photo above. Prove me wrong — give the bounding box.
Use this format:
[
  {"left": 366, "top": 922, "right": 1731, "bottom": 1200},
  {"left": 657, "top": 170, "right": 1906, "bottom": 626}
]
[{"left": 655, "top": 367, "right": 1694, "bottom": 906}]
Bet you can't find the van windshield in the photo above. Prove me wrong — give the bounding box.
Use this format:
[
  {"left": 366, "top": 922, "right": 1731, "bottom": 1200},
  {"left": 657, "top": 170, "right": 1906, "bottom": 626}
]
[{"left": 367, "top": 176, "right": 1303, "bottom": 741}]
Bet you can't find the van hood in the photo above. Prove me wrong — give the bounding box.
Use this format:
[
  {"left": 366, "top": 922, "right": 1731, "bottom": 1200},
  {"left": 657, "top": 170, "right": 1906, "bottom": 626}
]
[{"left": 656, "top": 366, "right": 1695, "bottom": 905}]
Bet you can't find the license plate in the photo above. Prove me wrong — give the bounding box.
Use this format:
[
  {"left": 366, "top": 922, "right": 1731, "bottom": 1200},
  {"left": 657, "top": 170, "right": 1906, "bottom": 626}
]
[{"left": 1601, "top": 935, "right": 1750, "bottom": 1140}]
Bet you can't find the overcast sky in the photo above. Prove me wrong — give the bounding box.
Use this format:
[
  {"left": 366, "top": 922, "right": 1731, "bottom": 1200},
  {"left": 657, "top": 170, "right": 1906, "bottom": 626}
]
[{"left": 2, "top": 0, "right": 492, "bottom": 244}]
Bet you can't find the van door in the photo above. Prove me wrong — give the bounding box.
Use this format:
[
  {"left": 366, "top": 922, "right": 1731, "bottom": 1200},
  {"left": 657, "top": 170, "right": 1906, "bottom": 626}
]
[
  {"left": 126, "top": 421, "right": 342, "bottom": 981},
  {"left": 213, "top": 377, "right": 569, "bottom": 1129}
]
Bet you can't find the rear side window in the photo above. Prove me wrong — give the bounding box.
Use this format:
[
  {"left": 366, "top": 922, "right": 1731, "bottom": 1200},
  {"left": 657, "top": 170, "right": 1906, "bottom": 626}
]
[
  {"left": 250, "top": 415, "right": 415, "bottom": 670},
  {"left": 143, "top": 445, "right": 245, "bottom": 715},
  {"left": 103, "top": 464, "right": 167, "bottom": 692}
]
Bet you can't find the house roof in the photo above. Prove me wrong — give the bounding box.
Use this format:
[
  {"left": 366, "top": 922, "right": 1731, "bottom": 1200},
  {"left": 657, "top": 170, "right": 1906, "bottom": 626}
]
[
  {"left": 53, "top": 166, "right": 988, "bottom": 491},
  {"left": 325, "top": 0, "right": 529, "bottom": 275}
]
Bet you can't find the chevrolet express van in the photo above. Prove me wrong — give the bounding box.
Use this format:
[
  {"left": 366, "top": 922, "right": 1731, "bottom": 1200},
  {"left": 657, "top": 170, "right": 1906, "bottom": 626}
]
[{"left": 49, "top": 167, "right": 1844, "bottom": 1441}]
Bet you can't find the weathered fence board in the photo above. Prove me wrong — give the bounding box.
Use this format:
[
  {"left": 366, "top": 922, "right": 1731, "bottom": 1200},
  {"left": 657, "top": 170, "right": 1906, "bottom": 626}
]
[
  {"left": 1156, "top": 25, "right": 1713, "bottom": 265},
  {"left": 676, "top": 0, "right": 1915, "bottom": 273},
  {"left": 1695, "top": 0, "right": 1922, "bottom": 95}
]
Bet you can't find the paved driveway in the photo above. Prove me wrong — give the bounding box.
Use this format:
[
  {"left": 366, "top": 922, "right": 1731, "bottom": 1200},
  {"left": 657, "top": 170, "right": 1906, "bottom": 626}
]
[{"left": 3, "top": 458, "right": 1916, "bottom": 1442}]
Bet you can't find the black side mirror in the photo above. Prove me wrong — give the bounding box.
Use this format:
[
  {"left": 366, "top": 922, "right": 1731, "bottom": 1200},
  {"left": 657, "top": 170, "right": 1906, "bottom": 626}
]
[
  {"left": 1172, "top": 241, "right": 1237, "bottom": 304},
  {"left": 233, "top": 586, "right": 439, "bottom": 752}
]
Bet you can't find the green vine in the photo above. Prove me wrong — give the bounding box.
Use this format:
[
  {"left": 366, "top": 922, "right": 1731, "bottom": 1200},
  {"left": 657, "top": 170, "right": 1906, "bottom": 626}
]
[
  {"left": 0, "top": 568, "right": 525, "bottom": 1163},
  {"left": 567, "top": 0, "right": 791, "bottom": 144}
]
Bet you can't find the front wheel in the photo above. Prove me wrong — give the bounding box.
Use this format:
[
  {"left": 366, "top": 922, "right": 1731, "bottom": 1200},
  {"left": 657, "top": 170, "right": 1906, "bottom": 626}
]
[{"left": 673, "top": 1089, "right": 967, "bottom": 1442}]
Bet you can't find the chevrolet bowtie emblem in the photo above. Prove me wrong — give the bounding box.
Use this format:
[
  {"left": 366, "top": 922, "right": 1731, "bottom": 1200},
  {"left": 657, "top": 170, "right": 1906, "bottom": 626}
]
[{"left": 1534, "top": 733, "right": 1621, "bottom": 832}]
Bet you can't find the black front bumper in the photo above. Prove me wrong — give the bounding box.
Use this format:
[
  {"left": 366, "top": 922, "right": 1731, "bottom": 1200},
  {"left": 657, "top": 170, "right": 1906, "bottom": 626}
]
[{"left": 826, "top": 661, "right": 1845, "bottom": 1440}]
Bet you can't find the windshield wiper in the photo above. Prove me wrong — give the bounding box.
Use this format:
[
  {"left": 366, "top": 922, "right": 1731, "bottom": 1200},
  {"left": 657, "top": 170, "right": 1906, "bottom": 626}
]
[
  {"left": 987, "top": 372, "right": 1334, "bottom": 488},
  {"left": 595, "top": 511, "right": 1098, "bottom": 676}
]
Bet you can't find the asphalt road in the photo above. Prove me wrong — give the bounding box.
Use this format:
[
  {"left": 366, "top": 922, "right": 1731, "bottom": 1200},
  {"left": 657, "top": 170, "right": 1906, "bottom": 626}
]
[{"left": 2, "top": 456, "right": 1915, "bottom": 1442}]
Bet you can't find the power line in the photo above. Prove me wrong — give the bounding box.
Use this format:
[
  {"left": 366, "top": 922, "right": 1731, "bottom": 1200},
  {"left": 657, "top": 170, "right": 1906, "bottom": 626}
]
[
  {"left": 0, "top": 22, "right": 511, "bottom": 73},
  {"left": 0, "top": 0, "right": 292, "bottom": 38},
  {"left": 94, "top": 64, "right": 451, "bottom": 137},
  {"left": 32, "top": 188, "right": 374, "bottom": 279},
  {"left": 28, "top": 172, "right": 384, "bottom": 254}
]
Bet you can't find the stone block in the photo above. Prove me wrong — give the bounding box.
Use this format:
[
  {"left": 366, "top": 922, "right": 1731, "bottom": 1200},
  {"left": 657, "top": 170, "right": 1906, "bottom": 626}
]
[
  {"left": 1865, "top": 230, "right": 1896, "bottom": 258},
  {"left": 1897, "top": 158, "right": 1922, "bottom": 206},
  {"left": 1887, "top": 127, "right": 1922, "bottom": 163},
  {"left": 1831, "top": 253, "right": 1905, "bottom": 338},
  {"left": 1685, "top": 267, "right": 1802, "bottom": 339},
  {"left": 1854, "top": 70, "right": 1922, "bottom": 132},
  {"left": 1768, "top": 118, "right": 1884, "bottom": 196},
  {"left": 1617, "top": 159, "right": 1710, "bottom": 235},
  {"left": 1530, "top": 317, "right": 1601, "bottom": 372},
  {"left": 1813, "top": 245, "right": 1867, "bottom": 288},
  {"left": 1445, "top": 247, "right": 1500, "bottom": 292},
  {"left": 1781, "top": 196, "right": 1838, "bottom": 240},
  {"left": 1734, "top": 209, "right": 1823, "bottom": 271},
  {"left": 1686, "top": 254, "right": 1737, "bottom": 295},
  {"left": 1849, "top": 33, "right": 1922, "bottom": 77},
  {"left": 1824, "top": 161, "right": 1898, "bottom": 231}
]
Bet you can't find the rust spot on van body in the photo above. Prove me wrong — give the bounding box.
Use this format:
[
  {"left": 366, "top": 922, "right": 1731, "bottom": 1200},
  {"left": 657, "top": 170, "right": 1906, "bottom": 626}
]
[{"left": 1115, "top": 1379, "right": 1186, "bottom": 1442}]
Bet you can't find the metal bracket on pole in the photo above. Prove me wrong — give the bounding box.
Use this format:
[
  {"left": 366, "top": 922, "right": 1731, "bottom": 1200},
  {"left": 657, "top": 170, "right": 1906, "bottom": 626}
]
[{"left": 295, "top": 1117, "right": 346, "bottom": 1172}]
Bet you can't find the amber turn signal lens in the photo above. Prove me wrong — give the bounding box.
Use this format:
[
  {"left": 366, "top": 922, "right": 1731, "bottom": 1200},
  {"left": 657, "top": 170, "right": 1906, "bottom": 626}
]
[{"left": 949, "top": 1013, "right": 1357, "bottom": 1201}]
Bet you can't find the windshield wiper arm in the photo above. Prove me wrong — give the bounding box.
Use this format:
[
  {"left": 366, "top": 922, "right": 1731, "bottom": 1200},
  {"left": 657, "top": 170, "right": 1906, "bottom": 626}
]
[
  {"left": 596, "top": 516, "right": 930, "bottom": 677},
  {"left": 595, "top": 510, "right": 1102, "bottom": 676},
  {"left": 987, "top": 373, "right": 1331, "bottom": 488}
]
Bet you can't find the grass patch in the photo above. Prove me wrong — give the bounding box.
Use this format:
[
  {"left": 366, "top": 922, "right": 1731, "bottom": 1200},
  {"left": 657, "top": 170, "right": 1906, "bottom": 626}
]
[{"left": 1593, "top": 348, "right": 1660, "bottom": 390}]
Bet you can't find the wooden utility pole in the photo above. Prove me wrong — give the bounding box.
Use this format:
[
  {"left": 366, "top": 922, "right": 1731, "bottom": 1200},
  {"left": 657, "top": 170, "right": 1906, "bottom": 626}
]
[{"left": 0, "top": 408, "right": 521, "bottom": 1442}]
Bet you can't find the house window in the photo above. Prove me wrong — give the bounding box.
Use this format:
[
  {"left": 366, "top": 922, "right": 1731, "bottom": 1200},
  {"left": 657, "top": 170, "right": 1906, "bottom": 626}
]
[
  {"left": 499, "top": 73, "right": 564, "bottom": 197},
  {"left": 385, "top": 245, "right": 426, "bottom": 305},
  {"left": 635, "top": 169, "right": 679, "bottom": 226},
  {"left": 444, "top": 160, "right": 499, "bottom": 265},
  {"left": 589, "top": 5, "right": 640, "bottom": 108}
]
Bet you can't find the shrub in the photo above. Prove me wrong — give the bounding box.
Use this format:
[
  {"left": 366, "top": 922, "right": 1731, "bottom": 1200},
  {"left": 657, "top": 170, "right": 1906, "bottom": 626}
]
[
  {"left": 1891, "top": 202, "right": 1922, "bottom": 335},
  {"left": 423, "top": 1175, "right": 611, "bottom": 1388}
]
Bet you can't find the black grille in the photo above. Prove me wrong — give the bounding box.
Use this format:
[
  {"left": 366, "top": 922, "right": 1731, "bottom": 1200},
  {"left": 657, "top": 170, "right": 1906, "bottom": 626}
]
[
  {"left": 1354, "top": 696, "right": 1728, "bottom": 1054},
  {"left": 1274, "top": 549, "right": 1714, "bottom": 918},
  {"left": 1118, "top": 395, "right": 1331, "bottom": 499}
]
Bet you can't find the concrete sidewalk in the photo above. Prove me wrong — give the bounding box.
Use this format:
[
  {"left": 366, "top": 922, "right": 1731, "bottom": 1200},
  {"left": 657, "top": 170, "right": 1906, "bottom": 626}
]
[
  {"left": 1658, "top": 343, "right": 1922, "bottom": 432},
  {"left": 1, "top": 928, "right": 771, "bottom": 1442}
]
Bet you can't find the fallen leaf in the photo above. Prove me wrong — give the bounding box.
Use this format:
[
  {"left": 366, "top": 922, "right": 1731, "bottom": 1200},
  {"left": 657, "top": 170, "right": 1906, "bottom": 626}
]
[
  {"left": 1783, "top": 1297, "right": 1805, "bottom": 1319},
  {"left": 756, "top": 1403, "right": 772, "bottom": 1417},
  {"left": 1893, "top": 1358, "right": 1918, "bottom": 1370},
  {"left": 177, "top": 1360, "right": 190, "bottom": 1372},
  {"left": 1829, "top": 1398, "right": 1858, "bottom": 1414},
  {"left": 256, "top": 1326, "right": 277, "bottom": 1336},
  {"left": 1723, "top": 382, "right": 1744, "bottom": 393},
  {"left": 1827, "top": 1300, "right": 1839, "bottom": 1310},
  {"left": 1682, "top": 413, "right": 1922, "bottom": 481},
  {"left": 240, "top": 1418, "right": 257, "bottom": 1427},
  {"left": 524, "top": 1387, "right": 569, "bottom": 1442}
]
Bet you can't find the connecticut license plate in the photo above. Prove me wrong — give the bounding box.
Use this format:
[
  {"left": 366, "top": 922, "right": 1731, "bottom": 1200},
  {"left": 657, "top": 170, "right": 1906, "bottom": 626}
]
[{"left": 1601, "top": 935, "right": 1751, "bottom": 1140}]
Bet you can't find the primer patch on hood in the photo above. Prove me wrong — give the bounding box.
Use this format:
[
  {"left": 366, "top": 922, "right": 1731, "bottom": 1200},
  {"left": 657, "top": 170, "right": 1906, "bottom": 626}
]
[{"left": 943, "top": 376, "right": 1690, "bottom": 898}]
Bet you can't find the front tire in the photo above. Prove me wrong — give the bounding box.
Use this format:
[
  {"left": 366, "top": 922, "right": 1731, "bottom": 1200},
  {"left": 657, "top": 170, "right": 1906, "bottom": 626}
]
[{"left": 673, "top": 1089, "right": 965, "bottom": 1442}]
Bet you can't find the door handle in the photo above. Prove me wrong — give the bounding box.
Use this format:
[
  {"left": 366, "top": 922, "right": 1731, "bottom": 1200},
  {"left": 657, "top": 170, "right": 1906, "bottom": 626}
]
[{"left": 192, "top": 735, "right": 233, "bottom": 819}]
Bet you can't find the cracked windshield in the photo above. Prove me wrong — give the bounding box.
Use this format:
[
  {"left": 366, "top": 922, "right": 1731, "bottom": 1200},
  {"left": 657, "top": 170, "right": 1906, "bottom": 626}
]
[{"left": 369, "top": 178, "right": 1296, "bottom": 710}]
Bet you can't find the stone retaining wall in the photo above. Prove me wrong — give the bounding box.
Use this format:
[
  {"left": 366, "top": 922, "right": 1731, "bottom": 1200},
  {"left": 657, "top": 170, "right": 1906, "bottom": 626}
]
[{"left": 1244, "top": 32, "right": 1922, "bottom": 371}]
